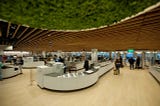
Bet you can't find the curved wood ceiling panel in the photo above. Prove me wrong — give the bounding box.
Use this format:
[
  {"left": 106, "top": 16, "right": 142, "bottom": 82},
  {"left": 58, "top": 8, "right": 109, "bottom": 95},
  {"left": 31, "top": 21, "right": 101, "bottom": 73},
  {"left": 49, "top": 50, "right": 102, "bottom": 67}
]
[{"left": 0, "top": 4, "right": 160, "bottom": 51}]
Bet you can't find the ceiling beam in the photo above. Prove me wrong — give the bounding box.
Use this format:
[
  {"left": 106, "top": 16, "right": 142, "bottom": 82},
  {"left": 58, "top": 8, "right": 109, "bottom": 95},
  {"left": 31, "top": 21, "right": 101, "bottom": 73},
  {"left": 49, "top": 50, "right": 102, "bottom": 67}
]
[
  {"left": 17, "top": 27, "right": 29, "bottom": 39},
  {"left": 19, "top": 29, "right": 44, "bottom": 43},
  {"left": 16, "top": 28, "right": 37, "bottom": 45},
  {"left": 28, "top": 30, "right": 52, "bottom": 42},
  {"left": 6, "top": 22, "right": 11, "bottom": 38},
  {"left": 11, "top": 24, "right": 21, "bottom": 39}
]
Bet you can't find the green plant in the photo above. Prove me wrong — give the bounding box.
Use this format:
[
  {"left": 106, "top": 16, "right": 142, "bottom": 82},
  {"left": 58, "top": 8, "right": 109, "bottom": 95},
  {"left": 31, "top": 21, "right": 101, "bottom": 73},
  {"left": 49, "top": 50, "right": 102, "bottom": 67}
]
[{"left": 0, "top": 0, "right": 159, "bottom": 30}]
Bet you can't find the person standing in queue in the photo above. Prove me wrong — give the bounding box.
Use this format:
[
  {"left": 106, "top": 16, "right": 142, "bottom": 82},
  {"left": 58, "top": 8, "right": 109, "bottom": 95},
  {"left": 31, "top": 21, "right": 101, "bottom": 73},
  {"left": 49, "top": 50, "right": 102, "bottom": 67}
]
[
  {"left": 135, "top": 56, "right": 140, "bottom": 69},
  {"left": 19, "top": 57, "right": 24, "bottom": 74},
  {"left": 84, "top": 59, "right": 89, "bottom": 71},
  {"left": 128, "top": 57, "right": 135, "bottom": 70},
  {"left": 119, "top": 56, "right": 123, "bottom": 68}
]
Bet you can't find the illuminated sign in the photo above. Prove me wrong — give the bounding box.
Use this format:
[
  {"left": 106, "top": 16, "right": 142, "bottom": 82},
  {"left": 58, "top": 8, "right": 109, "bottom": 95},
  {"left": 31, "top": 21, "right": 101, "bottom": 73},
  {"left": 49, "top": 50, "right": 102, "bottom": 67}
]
[{"left": 128, "top": 49, "right": 134, "bottom": 53}]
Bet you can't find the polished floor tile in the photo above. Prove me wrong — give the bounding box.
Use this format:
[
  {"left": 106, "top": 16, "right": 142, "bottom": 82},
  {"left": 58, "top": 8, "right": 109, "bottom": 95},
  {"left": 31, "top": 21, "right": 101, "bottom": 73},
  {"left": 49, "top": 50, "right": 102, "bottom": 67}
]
[{"left": 0, "top": 67, "right": 160, "bottom": 106}]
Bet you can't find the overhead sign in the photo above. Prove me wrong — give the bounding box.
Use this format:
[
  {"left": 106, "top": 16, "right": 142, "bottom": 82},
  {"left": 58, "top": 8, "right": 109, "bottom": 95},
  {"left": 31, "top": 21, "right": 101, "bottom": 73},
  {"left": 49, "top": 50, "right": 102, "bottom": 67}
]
[{"left": 128, "top": 49, "right": 134, "bottom": 53}]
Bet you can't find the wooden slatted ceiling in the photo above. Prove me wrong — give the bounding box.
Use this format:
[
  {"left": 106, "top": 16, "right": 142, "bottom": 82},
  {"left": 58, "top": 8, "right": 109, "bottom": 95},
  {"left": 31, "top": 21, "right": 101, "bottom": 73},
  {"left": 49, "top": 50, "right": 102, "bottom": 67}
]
[
  {"left": 17, "top": 27, "right": 29, "bottom": 39},
  {"left": 11, "top": 25, "right": 20, "bottom": 39},
  {"left": 19, "top": 29, "right": 43, "bottom": 43},
  {"left": 0, "top": 4, "right": 160, "bottom": 51}
]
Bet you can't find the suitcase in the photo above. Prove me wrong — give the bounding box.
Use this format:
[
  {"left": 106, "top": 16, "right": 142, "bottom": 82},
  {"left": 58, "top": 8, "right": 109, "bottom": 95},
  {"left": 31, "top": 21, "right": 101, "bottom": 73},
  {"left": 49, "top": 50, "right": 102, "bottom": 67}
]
[{"left": 114, "top": 70, "right": 118, "bottom": 75}]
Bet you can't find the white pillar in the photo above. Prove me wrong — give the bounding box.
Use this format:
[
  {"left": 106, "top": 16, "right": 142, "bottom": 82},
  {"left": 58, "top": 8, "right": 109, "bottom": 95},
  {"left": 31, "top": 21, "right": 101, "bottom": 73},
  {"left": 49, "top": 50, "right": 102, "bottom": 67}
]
[
  {"left": 42, "top": 51, "right": 46, "bottom": 58},
  {"left": 117, "top": 52, "right": 120, "bottom": 58},
  {"left": 111, "top": 51, "right": 116, "bottom": 61},
  {"left": 150, "top": 52, "right": 153, "bottom": 66},
  {"left": 57, "top": 50, "right": 62, "bottom": 57},
  {"left": 81, "top": 50, "right": 86, "bottom": 61},
  {"left": 0, "top": 50, "right": 4, "bottom": 55},
  {"left": 91, "top": 49, "right": 98, "bottom": 63},
  {"left": 0, "top": 50, "right": 4, "bottom": 62},
  {"left": 114, "top": 51, "right": 118, "bottom": 60},
  {"left": 153, "top": 51, "right": 157, "bottom": 65},
  {"left": 124, "top": 52, "right": 127, "bottom": 65},
  {"left": 141, "top": 51, "right": 145, "bottom": 69},
  {"left": 144, "top": 52, "right": 147, "bottom": 66}
]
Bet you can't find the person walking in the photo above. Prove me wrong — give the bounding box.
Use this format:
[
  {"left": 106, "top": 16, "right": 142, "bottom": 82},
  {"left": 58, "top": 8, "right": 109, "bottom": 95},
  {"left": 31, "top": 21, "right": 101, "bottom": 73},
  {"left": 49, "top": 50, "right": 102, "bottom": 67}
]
[{"left": 114, "top": 58, "right": 121, "bottom": 74}]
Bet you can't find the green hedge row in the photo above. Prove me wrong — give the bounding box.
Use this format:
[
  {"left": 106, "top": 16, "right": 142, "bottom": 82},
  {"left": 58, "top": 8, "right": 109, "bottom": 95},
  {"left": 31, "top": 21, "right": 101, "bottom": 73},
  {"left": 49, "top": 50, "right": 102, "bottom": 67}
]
[{"left": 0, "top": 0, "right": 159, "bottom": 30}]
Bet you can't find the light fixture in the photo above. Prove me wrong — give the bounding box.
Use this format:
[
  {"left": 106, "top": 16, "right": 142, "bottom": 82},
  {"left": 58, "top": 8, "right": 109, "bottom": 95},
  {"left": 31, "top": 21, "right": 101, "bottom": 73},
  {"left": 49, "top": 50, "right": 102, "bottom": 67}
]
[
  {"left": 120, "top": 51, "right": 124, "bottom": 54},
  {"left": 146, "top": 51, "right": 151, "bottom": 53},
  {"left": 135, "top": 51, "right": 142, "bottom": 54}
]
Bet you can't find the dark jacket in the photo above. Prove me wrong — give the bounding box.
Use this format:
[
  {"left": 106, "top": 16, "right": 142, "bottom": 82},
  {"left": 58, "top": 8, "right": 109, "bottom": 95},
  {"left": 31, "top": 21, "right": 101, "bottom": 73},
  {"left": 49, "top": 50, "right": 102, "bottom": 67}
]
[
  {"left": 136, "top": 57, "right": 140, "bottom": 64},
  {"left": 128, "top": 58, "right": 135, "bottom": 64},
  {"left": 19, "top": 59, "right": 24, "bottom": 65},
  {"left": 115, "top": 59, "right": 121, "bottom": 67},
  {"left": 84, "top": 60, "right": 89, "bottom": 71}
]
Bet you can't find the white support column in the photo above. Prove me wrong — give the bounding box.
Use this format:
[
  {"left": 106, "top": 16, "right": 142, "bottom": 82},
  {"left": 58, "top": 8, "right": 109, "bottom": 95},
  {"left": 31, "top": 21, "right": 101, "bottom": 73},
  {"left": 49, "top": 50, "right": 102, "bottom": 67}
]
[
  {"left": 0, "top": 50, "right": 4, "bottom": 55},
  {"left": 114, "top": 51, "right": 118, "bottom": 60},
  {"left": 111, "top": 51, "right": 116, "bottom": 61},
  {"left": 81, "top": 50, "right": 86, "bottom": 61},
  {"left": 153, "top": 51, "right": 157, "bottom": 65},
  {"left": 134, "top": 51, "right": 137, "bottom": 59},
  {"left": 42, "top": 51, "right": 46, "bottom": 58},
  {"left": 144, "top": 52, "right": 147, "bottom": 66},
  {"left": 124, "top": 52, "right": 127, "bottom": 66},
  {"left": 29, "top": 51, "right": 33, "bottom": 56},
  {"left": 141, "top": 51, "right": 145, "bottom": 69},
  {"left": 57, "top": 50, "right": 62, "bottom": 57},
  {"left": 149, "top": 51, "right": 153, "bottom": 65},
  {"left": 117, "top": 52, "right": 120, "bottom": 58},
  {"left": 150, "top": 52, "right": 153, "bottom": 66},
  {"left": 68, "top": 52, "right": 72, "bottom": 62},
  {"left": 0, "top": 51, "right": 4, "bottom": 63},
  {"left": 91, "top": 49, "right": 98, "bottom": 63}
]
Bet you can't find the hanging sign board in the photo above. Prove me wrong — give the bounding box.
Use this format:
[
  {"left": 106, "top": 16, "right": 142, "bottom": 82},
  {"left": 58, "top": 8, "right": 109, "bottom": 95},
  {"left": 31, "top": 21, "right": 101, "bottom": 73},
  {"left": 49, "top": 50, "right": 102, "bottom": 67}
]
[{"left": 128, "top": 49, "right": 134, "bottom": 53}]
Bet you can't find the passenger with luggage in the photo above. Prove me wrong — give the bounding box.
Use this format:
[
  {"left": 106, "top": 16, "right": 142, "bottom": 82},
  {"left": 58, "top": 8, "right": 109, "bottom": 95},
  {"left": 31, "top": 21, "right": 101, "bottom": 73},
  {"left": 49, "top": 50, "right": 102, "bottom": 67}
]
[{"left": 114, "top": 58, "right": 121, "bottom": 75}]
